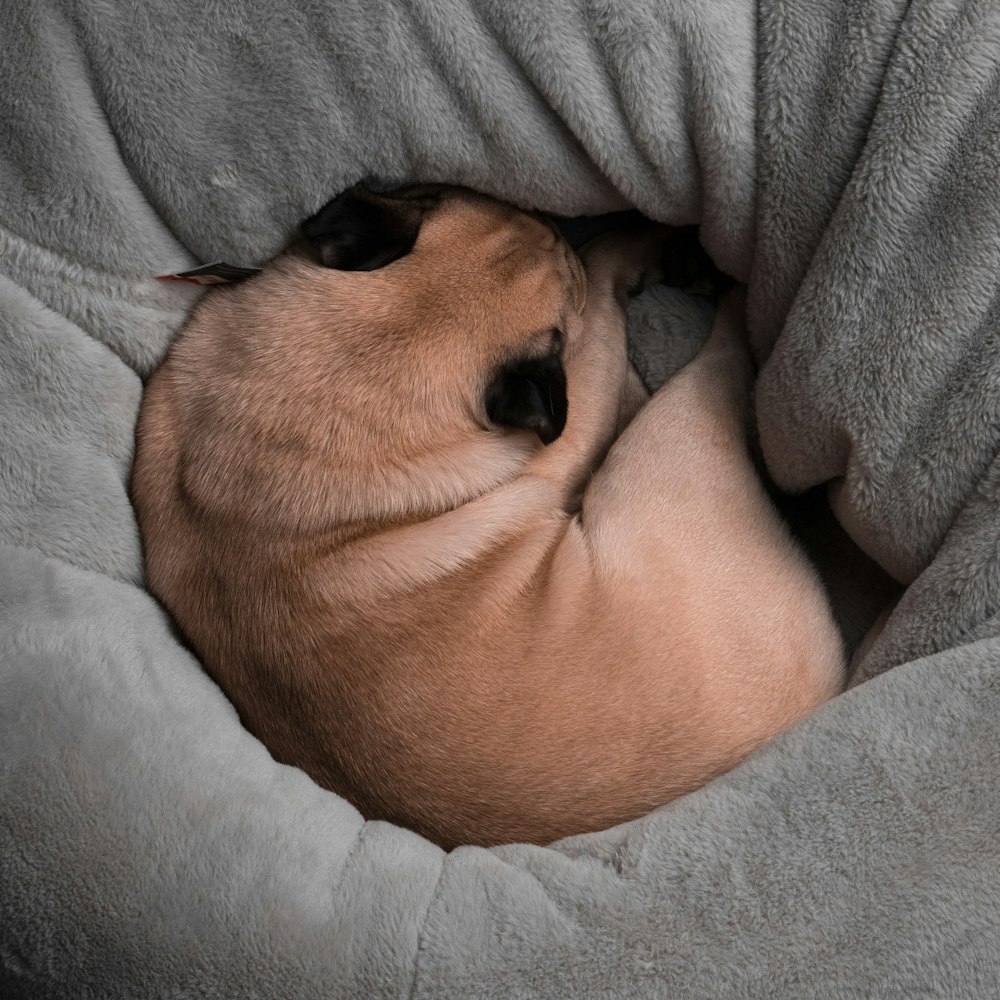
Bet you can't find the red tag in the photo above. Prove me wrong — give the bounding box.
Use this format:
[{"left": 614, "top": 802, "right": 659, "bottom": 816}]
[{"left": 155, "top": 261, "right": 262, "bottom": 285}]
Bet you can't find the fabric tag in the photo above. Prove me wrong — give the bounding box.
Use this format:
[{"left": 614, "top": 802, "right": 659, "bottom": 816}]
[{"left": 155, "top": 261, "right": 262, "bottom": 285}]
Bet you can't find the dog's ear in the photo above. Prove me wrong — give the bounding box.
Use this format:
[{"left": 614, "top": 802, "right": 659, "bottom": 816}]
[
  {"left": 485, "top": 349, "right": 568, "bottom": 445},
  {"left": 301, "top": 187, "right": 430, "bottom": 271}
]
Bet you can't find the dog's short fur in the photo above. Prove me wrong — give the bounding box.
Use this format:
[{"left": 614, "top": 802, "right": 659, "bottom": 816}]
[{"left": 132, "top": 187, "right": 845, "bottom": 850}]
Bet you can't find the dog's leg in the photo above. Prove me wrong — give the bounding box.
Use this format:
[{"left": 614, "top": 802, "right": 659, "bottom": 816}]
[
  {"left": 581, "top": 286, "right": 844, "bottom": 699},
  {"left": 617, "top": 364, "right": 650, "bottom": 434},
  {"left": 583, "top": 286, "right": 757, "bottom": 552},
  {"left": 524, "top": 227, "right": 667, "bottom": 508}
]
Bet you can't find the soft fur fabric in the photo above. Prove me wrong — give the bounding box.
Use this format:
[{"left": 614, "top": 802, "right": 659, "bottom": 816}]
[{"left": 2, "top": 1, "right": 999, "bottom": 997}]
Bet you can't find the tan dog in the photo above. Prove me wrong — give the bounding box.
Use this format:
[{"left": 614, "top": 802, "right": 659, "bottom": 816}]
[{"left": 132, "top": 187, "right": 844, "bottom": 850}]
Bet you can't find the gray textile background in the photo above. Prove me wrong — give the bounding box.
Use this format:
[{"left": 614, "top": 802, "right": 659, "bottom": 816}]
[{"left": 2, "top": 1, "right": 999, "bottom": 997}]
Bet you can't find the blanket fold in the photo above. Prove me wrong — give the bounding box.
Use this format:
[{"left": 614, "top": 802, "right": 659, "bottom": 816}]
[
  {"left": 751, "top": 0, "right": 1000, "bottom": 682},
  {"left": 2, "top": 1, "right": 999, "bottom": 997}
]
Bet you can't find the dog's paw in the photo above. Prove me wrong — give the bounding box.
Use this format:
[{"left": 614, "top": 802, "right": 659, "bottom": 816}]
[{"left": 577, "top": 224, "right": 672, "bottom": 304}]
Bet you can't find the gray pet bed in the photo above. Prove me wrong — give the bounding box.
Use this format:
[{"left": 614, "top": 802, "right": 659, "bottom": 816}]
[{"left": 3, "top": 1, "right": 1000, "bottom": 997}]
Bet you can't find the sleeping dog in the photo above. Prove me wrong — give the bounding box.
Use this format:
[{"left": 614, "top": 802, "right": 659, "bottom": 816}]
[{"left": 132, "top": 187, "right": 845, "bottom": 849}]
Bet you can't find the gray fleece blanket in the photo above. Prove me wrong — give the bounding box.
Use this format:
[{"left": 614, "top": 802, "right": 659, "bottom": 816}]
[{"left": 3, "top": 1, "right": 1000, "bottom": 997}]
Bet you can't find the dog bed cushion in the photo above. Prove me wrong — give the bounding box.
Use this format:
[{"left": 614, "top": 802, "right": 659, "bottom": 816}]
[{"left": 3, "top": 1, "right": 999, "bottom": 996}]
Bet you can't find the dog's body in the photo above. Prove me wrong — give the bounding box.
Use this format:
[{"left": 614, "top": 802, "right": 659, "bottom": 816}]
[{"left": 133, "top": 188, "right": 844, "bottom": 849}]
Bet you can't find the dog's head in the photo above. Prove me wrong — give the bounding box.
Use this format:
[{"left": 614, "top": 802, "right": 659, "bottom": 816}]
[
  {"left": 168, "top": 186, "right": 589, "bottom": 531},
  {"left": 300, "top": 185, "right": 586, "bottom": 446}
]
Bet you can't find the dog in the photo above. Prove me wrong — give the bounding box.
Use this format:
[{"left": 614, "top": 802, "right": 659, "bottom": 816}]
[{"left": 132, "top": 186, "right": 845, "bottom": 849}]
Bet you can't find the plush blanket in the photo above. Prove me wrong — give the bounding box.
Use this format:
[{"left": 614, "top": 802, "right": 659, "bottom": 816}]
[{"left": 3, "top": 1, "right": 1000, "bottom": 997}]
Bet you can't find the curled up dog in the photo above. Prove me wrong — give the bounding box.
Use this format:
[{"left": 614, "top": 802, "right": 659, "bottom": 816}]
[{"left": 132, "top": 186, "right": 845, "bottom": 850}]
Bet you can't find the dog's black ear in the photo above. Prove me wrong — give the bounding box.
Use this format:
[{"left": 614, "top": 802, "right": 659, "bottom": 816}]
[
  {"left": 485, "top": 351, "right": 568, "bottom": 445},
  {"left": 301, "top": 187, "right": 427, "bottom": 271}
]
